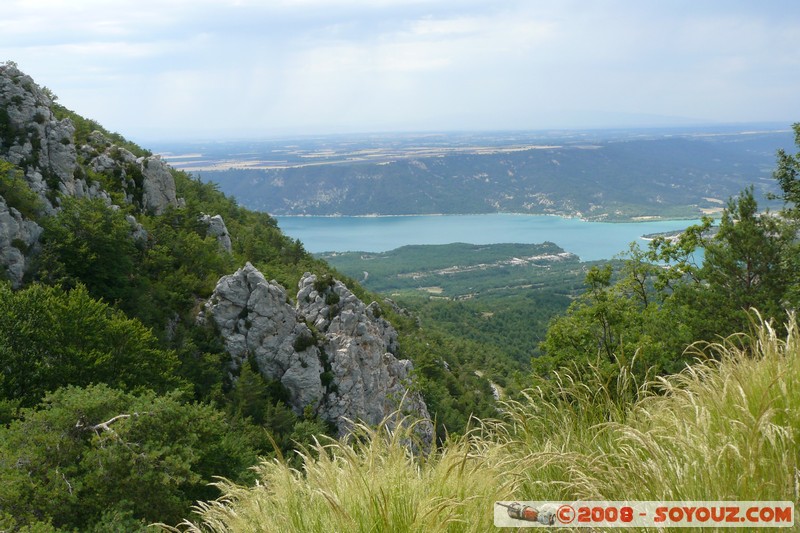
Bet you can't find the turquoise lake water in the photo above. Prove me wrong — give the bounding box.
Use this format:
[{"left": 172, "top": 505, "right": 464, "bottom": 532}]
[{"left": 275, "top": 214, "right": 702, "bottom": 261}]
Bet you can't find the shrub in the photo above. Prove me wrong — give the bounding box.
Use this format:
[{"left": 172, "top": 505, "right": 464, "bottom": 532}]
[
  {"left": 0, "top": 161, "right": 43, "bottom": 219},
  {"left": 0, "top": 282, "right": 182, "bottom": 407},
  {"left": 0, "top": 385, "right": 258, "bottom": 531},
  {"left": 320, "top": 370, "right": 335, "bottom": 388},
  {"left": 293, "top": 331, "right": 316, "bottom": 352},
  {"left": 313, "top": 273, "right": 335, "bottom": 293},
  {"left": 325, "top": 291, "right": 340, "bottom": 306}
]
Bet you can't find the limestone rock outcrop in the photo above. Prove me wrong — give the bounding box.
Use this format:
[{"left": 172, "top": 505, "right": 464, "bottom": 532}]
[
  {"left": 199, "top": 263, "right": 326, "bottom": 410},
  {"left": 141, "top": 156, "right": 178, "bottom": 215},
  {"left": 1, "top": 63, "right": 180, "bottom": 216},
  {"left": 0, "top": 63, "right": 185, "bottom": 285},
  {"left": 199, "top": 213, "right": 233, "bottom": 253},
  {"left": 201, "top": 263, "right": 433, "bottom": 445},
  {"left": 0, "top": 194, "right": 42, "bottom": 287},
  {"left": 0, "top": 63, "right": 78, "bottom": 207},
  {"left": 80, "top": 134, "right": 179, "bottom": 215}
]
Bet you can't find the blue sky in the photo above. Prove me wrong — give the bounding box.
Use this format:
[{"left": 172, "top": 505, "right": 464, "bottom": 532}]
[{"left": 2, "top": 0, "right": 799, "bottom": 141}]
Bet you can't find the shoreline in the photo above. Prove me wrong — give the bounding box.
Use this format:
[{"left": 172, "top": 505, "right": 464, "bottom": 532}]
[
  {"left": 273, "top": 211, "right": 707, "bottom": 224},
  {"left": 275, "top": 213, "right": 706, "bottom": 259}
]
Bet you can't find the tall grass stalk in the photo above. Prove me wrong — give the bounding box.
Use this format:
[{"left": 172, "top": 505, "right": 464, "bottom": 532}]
[
  {"left": 165, "top": 317, "right": 799, "bottom": 532},
  {"left": 165, "top": 416, "right": 522, "bottom": 532}
]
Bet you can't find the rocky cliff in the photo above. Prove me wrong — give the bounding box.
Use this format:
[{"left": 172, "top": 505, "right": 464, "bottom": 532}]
[
  {"left": 1, "top": 64, "right": 432, "bottom": 446},
  {"left": 79, "top": 130, "right": 179, "bottom": 215},
  {"left": 0, "top": 194, "right": 42, "bottom": 286},
  {"left": 0, "top": 63, "right": 187, "bottom": 283},
  {"left": 0, "top": 65, "right": 77, "bottom": 204},
  {"left": 0, "top": 63, "right": 181, "bottom": 214},
  {"left": 200, "top": 263, "right": 433, "bottom": 445}
]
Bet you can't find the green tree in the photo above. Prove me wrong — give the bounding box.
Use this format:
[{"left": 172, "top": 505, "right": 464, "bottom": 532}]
[
  {"left": 771, "top": 122, "right": 800, "bottom": 215},
  {"left": 537, "top": 258, "right": 665, "bottom": 379},
  {"left": 541, "top": 183, "right": 798, "bottom": 385},
  {"left": 229, "top": 361, "right": 280, "bottom": 425},
  {"left": 136, "top": 208, "right": 234, "bottom": 327},
  {"left": 769, "top": 122, "right": 800, "bottom": 305},
  {"left": 0, "top": 385, "right": 258, "bottom": 531},
  {"left": 698, "top": 187, "right": 795, "bottom": 332},
  {"left": 37, "top": 196, "right": 140, "bottom": 305},
  {"left": 0, "top": 282, "right": 181, "bottom": 408}
]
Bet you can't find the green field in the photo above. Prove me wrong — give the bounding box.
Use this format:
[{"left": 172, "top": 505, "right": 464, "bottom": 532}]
[
  {"left": 320, "top": 242, "right": 604, "bottom": 364},
  {"left": 319, "top": 242, "right": 589, "bottom": 298}
]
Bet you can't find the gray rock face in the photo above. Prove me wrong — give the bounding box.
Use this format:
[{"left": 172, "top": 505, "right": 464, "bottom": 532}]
[
  {"left": 199, "top": 213, "right": 233, "bottom": 253},
  {"left": 297, "top": 275, "right": 405, "bottom": 427},
  {"left": 141, "top": 156, "right": 178, "bottom": 215},
  {"left": 0, "top": 64, "right": 178, "bottom": 280},
  {"left": 200, "top": 263, "right": 326, "bottom": 412},
  {"left": 80, "top": 135, "right": 179, "bottom": 215},
  {"left": 1, "top": 64, "right": 179, "bottom": 216},
  {"left": 0, "top": 194, "right": 43, "bottom": 287},
  {"left": 0, "top": 63, "right": 79, "bottom": 208},
  {"left": 126, "top": 214, "right": 148, "bottom": 242},
  {"left": 202, "top": 264, "right": 433, "bottom": 445}
]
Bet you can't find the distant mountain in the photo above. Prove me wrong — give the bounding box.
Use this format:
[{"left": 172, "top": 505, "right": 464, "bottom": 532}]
[{"left": 180, "top": 129, "right": 793, "bottom": 220}]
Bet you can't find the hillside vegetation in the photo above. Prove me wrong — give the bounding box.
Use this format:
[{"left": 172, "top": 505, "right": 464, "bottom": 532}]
[
  {"left": 319, "top": 242, "right": 582, "bottom": 297},
  {"left": 168, "top": 317, "right": 800, "bottom": 532},
  {"left": 0, "top": 64, "right": 504, "bottom": 531},
  {"left": 2, "top": 61, "right": 800, "bottom": 531},
  {"left": 322, "top": 243, "right": 590, "bottom": 365}
]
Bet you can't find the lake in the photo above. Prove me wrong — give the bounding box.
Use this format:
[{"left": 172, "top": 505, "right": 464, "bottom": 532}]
[{"left": 275, "top": 214, "right": 702, "bottom": 261}]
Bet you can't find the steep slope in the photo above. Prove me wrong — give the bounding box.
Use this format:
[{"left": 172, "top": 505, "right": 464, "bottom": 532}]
[
  {"left": 0, "top": 62, "right": 433, "bottom": 443},
  {"left": 0, "top": 62, "right": 182, "bottom": 285}
]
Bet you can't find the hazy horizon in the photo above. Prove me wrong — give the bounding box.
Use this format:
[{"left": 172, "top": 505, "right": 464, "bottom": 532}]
[
  {"left": 144, "top": 121, "right": 792, "bottom": 147},
  {"left": 3, "top": 1, "right": 800, "bottom": 142}
]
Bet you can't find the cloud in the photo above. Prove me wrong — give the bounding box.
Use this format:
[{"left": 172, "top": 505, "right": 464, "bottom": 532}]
[{"left": 2, "top": 0, "right": 799, "bottom": 139}]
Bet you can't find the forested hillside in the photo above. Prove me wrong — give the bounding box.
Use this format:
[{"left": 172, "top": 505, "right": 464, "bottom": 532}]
[
  {"left": 321, "top": 243, "right": 591, "bottom": 365},
  {"left": 0, "top": 63, "right": 507, "bottom": 531},
  {"left": 2, "top": 60, "right": 800, "bottom": 531}
]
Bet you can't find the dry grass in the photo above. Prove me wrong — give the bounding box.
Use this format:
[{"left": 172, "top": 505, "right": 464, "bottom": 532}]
[{"left": 164, "top": 316, "right": 800, "bottom": 532}]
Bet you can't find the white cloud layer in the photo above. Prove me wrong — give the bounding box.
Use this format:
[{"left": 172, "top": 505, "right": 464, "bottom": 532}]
[{"left": 2, "top": 0, "right": 799, "bottom": 140}]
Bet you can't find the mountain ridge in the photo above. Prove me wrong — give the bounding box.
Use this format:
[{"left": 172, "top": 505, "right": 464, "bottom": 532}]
[{"left": 167, "top": 129, "right": 794, "bottom": 220}]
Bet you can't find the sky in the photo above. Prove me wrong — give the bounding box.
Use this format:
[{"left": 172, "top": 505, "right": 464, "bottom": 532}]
[{"left": 2, "top": 0, "right": 800, "bottom": 142}]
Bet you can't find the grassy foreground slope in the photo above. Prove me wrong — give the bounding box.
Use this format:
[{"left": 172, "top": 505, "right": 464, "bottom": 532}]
[{"left": 167, "top": 316, "right": 799, "bottom": 532}]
